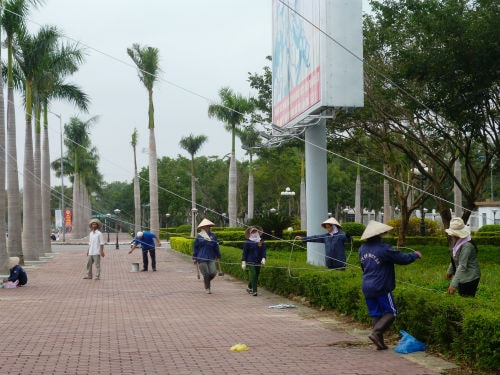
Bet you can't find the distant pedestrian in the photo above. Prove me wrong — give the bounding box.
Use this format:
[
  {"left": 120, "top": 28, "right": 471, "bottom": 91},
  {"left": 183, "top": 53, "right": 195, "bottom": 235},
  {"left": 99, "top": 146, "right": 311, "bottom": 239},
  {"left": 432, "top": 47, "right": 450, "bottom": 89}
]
[
  {"left": 192, "top": 219, "right": 221, "bottom": 294},
  {"left": 242, "top": 226, "right": 266, "bottom": 296},
  {"left": 445, "top": 217, "right": 481, "bottom": 297},
  {"left": 359, "top": 220, "right": 422, "bottom": 350},
  {"left": 3, "top": 257, "right": 28, "bottom": 287},
  {"left": 84, "top": 219, "right": 105, "bottom": 280},
  {"left": 295, "top": 217, "right": 348, "bottom": 269},
  {"left": 129, "top": 231, "right": 161, "bottom": 272}
]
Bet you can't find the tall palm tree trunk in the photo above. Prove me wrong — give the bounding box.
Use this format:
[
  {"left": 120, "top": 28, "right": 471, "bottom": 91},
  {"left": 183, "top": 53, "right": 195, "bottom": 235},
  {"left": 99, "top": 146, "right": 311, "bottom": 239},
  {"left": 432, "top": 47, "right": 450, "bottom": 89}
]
[
  {"left": 149, "top": 128, "right": 159, "bottom": 235},
  {"left": 72, "top": 176, "right": 80, "bottom": 239},
  {"left": 228, "top": 152, "right": 237, "bottom": 227},
  {"left": 6, "top": 86, "right": 22, "bottom": 258},
  {"left": 33, "top": 113, "right": 43, "bottom": 253},
  {"left": 0, "top": 31, "right": 7, "bottom": 270},
  {"left": 191, "top": 173, "right": 196, "bottom": 237},
  {"left": 22, "top": 111, "right": 38, "bottom": 260},
  {"left": 41, "top": 109, "right": 52, "bottom": 253}
]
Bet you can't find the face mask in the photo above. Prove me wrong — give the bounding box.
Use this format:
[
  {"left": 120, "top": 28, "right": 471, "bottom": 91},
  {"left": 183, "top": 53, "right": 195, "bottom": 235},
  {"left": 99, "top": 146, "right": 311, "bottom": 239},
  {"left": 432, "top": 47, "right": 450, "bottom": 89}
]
[{"left": 249, "top": 232, "right": 261, "bottom": 242}]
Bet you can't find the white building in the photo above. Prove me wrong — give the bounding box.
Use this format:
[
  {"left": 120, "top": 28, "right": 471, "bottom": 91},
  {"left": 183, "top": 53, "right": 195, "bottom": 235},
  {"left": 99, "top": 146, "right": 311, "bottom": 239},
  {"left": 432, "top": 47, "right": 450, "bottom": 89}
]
[{"left": 469, "top": 200, "right": 500, "bottom": 232}]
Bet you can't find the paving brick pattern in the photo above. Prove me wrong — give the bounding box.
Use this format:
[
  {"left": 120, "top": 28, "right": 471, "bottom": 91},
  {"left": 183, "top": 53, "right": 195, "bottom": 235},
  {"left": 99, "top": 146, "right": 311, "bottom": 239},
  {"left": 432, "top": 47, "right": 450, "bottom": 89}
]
[{"left": 0, "top": 244, "right": 444, "bottom": 375}]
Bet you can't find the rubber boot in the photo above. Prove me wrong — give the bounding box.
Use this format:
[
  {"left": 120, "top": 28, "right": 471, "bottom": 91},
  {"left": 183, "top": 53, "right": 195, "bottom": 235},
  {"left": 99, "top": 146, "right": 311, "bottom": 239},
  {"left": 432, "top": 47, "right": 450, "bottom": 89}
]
[{"left": 368, "top": 313, "right": 394, "bottom": 350}]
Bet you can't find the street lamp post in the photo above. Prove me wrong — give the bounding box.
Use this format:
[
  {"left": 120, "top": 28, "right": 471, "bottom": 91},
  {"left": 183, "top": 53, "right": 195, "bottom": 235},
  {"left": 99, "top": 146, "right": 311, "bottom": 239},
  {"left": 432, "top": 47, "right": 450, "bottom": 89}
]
[
  {"left": 106, "top": 213, "right": 111, "bottom": 242},
  {"left": 280, "top": 187, "right": 296, "bottom": 216},
  {"left": 114, "top": 209, "right": 121, "bottom": 249}
]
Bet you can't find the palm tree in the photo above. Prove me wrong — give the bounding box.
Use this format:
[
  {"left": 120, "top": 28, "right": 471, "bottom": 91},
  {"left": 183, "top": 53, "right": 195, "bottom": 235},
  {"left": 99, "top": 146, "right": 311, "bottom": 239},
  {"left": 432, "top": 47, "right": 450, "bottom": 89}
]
[
  {"left": 2, "top": 0, "right": 44, "bottom": 259},
  {"left": 131, "top": 128, "right": 141, "bottom": 235},
  {"left": 127, "top": 43, "right": 161, "bottom": 236},
  {"left": 208, "top": 87, "right": 253, "bottom": 227},
  {"left": 14, "top": 25, "right": 61, "bottom": 260},
  {"left": 179, "top": 134, "right": 208, "bottom": 237},
  {"left": 239, "top": 126, "right": 260, "bottom": 221},
  {"left": 37, "top": 40, "right": 89, "bottom": 252},
  {"left": 52, "top": 116, "right": 102, "bottom": 239}
]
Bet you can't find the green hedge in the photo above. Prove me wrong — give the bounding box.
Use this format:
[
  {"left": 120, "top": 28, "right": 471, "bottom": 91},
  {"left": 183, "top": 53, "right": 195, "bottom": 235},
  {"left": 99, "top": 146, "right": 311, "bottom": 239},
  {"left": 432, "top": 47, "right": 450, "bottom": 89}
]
[{"left": 169, "top": 236, "right": 500, "bottom": 371}]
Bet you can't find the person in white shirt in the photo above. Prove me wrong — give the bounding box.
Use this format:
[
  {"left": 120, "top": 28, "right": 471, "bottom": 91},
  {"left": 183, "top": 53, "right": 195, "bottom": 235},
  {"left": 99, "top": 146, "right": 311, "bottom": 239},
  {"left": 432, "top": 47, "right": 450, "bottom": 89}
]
[{"left": 84, "top": 219, "right": 105, "bottom": 280}]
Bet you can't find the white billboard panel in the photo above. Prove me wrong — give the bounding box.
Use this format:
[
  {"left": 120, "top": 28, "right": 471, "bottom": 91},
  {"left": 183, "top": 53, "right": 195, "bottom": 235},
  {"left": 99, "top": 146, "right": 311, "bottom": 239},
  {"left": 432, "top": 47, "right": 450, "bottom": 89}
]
[{"left": 272, "top": 0, "right": 363, "bottom": 128}]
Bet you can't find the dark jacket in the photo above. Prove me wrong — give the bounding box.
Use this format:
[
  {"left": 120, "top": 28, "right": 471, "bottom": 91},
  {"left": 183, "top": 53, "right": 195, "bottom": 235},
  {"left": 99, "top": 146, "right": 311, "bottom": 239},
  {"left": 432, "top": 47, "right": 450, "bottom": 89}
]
[
  {"left": 301, "top": 230, "right": 347, "bottom": 269},
  {"left": 242, "top": 239, "right": 266, "bottom": 264},
  {"left": 359, "top": 238, "right": 419, "bottom": 298},
  {"left": 9, "top": 265, "right": 28, "bottom": 286},
  {"left": 192, "top": 231, "right": 221, "bottom": 263}
]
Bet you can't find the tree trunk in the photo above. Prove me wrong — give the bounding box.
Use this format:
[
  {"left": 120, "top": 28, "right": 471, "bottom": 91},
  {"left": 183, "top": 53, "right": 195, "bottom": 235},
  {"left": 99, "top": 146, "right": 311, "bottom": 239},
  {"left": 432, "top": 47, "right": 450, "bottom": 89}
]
[
  {"left": 149, "top": 128, "right": 159, "bottom": 235},
  {"left": 33, "top": 116, "right": 43, "bottom": 254},
  {"left": 22, "top": 115, "right": 38, "bottom": 260},
  {"left": 228, "top": 152, "right": 237, "bottom": 227},
  {"left": 41, "top": 117, "right": 52, "bottom": 253},
  {"left": 454, "top": 158, "right": 463, "bottom": 218},
  {"left": 383, "top": 165, "right": 391, "bottom": 223},
  {"left": 7, "top": 86, "right": 22, "bottom": 258},
  {"left": 134, "top": 173, "right": 141, "bottom": 235},
  {"left": 0, "top": 40, "right": 7, "bottom": 271}
]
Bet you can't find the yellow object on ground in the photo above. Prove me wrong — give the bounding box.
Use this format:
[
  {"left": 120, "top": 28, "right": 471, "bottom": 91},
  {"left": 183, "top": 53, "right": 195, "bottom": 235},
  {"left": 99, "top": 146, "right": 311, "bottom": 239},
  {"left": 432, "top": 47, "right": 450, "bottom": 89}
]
[{"left": 230, "top": 343, "right": 249, "bottom": 352}]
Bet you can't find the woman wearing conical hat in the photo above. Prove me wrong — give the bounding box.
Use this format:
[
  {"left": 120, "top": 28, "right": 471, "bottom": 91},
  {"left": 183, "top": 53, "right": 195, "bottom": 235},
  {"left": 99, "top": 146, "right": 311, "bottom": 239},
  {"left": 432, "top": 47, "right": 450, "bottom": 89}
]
[
  {"left": 294, "top": 217, "right": 348, "bottom": 270},
  {"left": 359, "top": 220, "right": 422, "bottom": 350},
  {"left": 444, "top": 217, "right": 480, "bottom": 297},
  {"left": 192, "top": 219, "right": 221, "bottom": 294}
]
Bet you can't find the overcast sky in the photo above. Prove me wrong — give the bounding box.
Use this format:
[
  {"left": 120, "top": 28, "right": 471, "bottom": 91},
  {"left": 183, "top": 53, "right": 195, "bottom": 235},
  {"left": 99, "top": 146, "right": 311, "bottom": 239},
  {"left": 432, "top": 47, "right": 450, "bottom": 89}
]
[{"left": 18, "top": 0, "right": 371, "bottom": 184}]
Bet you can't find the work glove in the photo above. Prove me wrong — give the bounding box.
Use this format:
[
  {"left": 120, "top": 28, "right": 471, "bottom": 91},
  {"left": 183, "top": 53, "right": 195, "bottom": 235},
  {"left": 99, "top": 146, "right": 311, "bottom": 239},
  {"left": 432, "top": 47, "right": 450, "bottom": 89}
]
[
  {"left": 241, "top": 261, "right": 246, "bottom": 270},
  {"left": 261, "top": 258, "right": 266, "bottom": 265}
]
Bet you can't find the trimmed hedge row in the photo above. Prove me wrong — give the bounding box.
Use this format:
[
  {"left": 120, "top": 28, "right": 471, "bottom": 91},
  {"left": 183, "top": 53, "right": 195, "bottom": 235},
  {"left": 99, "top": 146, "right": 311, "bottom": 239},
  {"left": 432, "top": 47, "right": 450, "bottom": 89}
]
[{"left": 170, "top": 236, "right": 500, "bottom": 371}]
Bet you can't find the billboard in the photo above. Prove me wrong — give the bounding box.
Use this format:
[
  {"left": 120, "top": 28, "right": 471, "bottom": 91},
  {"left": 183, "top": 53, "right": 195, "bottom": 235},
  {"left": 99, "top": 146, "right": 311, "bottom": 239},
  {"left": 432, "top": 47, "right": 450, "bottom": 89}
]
[{"left": 272, "top": 0, "right": 363, "bottom": 128}]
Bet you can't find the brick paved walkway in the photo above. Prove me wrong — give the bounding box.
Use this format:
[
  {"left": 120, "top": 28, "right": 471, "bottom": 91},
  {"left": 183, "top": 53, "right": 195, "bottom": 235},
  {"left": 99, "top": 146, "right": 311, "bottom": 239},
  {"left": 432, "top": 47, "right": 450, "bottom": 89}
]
[{"left": 0, "top": 244, "right": 453, "bottom": 375}]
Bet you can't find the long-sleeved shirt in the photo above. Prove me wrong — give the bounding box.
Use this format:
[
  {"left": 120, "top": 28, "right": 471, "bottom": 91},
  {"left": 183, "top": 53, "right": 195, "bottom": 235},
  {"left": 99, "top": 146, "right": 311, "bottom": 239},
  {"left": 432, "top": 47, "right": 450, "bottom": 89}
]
[
  {"left": 192, "top": 231, "right": 221, "bottom": 263},
  {"left": 359, "top": 238, "right": 419, "bottom": 298},
  {"left": 446, "top": 241, "right": 481, "bottom": 288}
]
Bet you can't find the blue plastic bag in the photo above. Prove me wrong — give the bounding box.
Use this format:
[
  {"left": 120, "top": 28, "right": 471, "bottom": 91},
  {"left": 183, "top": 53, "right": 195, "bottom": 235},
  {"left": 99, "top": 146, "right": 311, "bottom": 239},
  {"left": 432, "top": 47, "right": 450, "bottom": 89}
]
[{"left": 394, "top": 330, "right": 426, "bottom": 354}]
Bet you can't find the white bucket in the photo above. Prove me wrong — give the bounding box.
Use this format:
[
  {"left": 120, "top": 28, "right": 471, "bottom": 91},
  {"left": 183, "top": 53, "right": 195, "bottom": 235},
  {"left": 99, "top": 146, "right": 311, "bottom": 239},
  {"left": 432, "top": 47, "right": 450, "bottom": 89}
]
[{"left": 131, "top": 263, "right": 140, "bottom": 272}]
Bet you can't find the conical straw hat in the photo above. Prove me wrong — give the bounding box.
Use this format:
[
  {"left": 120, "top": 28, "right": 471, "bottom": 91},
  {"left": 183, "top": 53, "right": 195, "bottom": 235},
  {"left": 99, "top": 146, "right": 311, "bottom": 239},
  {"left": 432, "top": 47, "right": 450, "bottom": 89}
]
[
  {"left": 360, "top": 220, "right": 393, "bottom": 240},
  {"left": 197, "top": 218, "right": 215, "bottom": 229},
  {"left": 8, "top": 257, "right": 19, "bottom": 269},
  {"left": 321, "top": 217, "right": 341, "bottom": 228}
]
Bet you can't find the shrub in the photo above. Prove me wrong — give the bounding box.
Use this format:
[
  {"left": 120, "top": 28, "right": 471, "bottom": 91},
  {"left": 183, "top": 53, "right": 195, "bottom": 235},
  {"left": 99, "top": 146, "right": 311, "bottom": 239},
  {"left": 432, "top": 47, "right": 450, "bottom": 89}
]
[
  {"left": 387, "top": 217, "right": 442, "bottom": 236},
  {"left": 342, "top": 222, "right": 365, "bottom": 236},
  {"left": 477, "top": 224, "right": 500, "bottom": 233}
]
